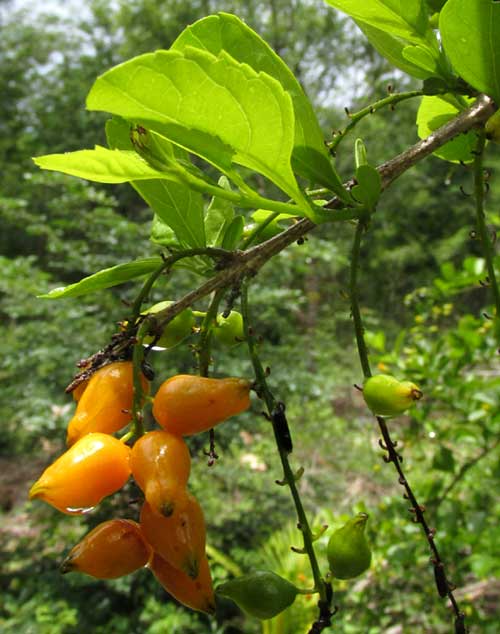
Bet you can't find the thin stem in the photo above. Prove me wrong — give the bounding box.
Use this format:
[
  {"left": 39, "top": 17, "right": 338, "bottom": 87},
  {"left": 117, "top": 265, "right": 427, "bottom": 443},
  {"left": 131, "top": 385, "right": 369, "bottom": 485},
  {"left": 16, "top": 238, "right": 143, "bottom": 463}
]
[
  {"left": 473, "top": 131, "right": 500, "bottom": 332},
  {"left": 240, "top": 283, "right": 333, "bottom": 632},
  {"left": 350, "top": 220, "right": 371, "bottom": 379},
  {"left": 197, "top": 289, "right": 225, "bottom": 465},
  {"left": 328, "top": 90, "right": 423, "bottom": 152},
  {"left": 241, "top": 211, "right": 281, "bottom": 249},
  {"left": 348, "top": 212, "right": 465, "bottom": 622},
  {"left": 129, "top": 320, "right": 150, "bottom": 439}
]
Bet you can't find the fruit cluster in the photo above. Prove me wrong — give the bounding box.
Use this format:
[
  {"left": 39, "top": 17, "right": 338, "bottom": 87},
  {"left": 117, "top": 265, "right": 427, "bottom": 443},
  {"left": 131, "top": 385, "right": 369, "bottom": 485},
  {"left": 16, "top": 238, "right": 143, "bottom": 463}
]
[{"left": 29, "top": 360, "right": 251, "bottom": 614}]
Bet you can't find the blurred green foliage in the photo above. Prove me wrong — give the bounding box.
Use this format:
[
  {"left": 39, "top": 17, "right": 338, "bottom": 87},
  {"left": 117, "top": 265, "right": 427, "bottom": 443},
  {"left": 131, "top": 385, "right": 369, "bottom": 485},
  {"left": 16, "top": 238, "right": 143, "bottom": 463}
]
[{"left": 1, "top": 0, "right": 499, "bottom": 632}]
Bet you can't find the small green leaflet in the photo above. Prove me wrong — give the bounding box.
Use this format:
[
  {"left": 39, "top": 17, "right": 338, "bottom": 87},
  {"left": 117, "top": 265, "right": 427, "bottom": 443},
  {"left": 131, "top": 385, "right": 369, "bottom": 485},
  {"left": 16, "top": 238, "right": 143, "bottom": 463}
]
[
  {"left": 34, "top": 146, "right": 181, "bottom": 184},
  {"left": 87, "top": 46, "right": 310, "bottom": 213},
  {"left": 416, "top": 95, "right": 477, "bottom": 163},
  {"left": 38, "top": 258, "right": 163, "bottom": 299},
  {"left": 440, "top": 0, "right": 500, "bottom": 104},
  {"left": 172, "top": 12, "right": 348, "bottom": 199},
  {"left": 357, "top": 23, "right": 432, "bottom": 79},
  {"left": 204, "top": 176, "right": 235, "bottom": 247},
  {"left": 106, "top": 118, "right": 206, "bottom": 249},
  {"left": 325, "top": 0, "right": 446, "bottom": 80}
]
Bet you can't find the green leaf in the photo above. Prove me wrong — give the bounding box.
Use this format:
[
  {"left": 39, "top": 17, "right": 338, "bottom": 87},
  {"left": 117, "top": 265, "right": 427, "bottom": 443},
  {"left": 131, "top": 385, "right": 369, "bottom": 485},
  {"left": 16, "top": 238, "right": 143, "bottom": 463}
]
[
  {"left": 205, "top": 176, "right": 235, "bottom": 247},
  {"left": 440, "top": 0, "right": 500, "bottom": 103},
  {"left": 402, "top": 44, "right": 440, "bottom": 75},
  {"left": 34, "top": 145, "right": 181, "bottom": 184},
  {"left": 351, "top": 165, "right": 381, "bottom": 210},
  {"left": 106, "top": 118, "right": 206, "bottom": 248},
  {"left": 324, "top": 0, "right": 432, "bottom": 42},
  {"left": 432, "top": 446, "right": 455, "bottom": 472},
  {"left": 150, "top": 215, "right": 181, "bottom": 248},
  {"left": 356, "top": 22, "right": 433, "bottom": 79},
  {"left": 87, "top": 46, "right": 309, "bottom": 211},
  {"left": 221, "top": 215, "right": 244, "bottom": 250},
  {"left": 38, "top": 258, "right": 163, "bottom": 299},
  {"left": 172, "top": 13, "right": 348, "bottom": 199},
  {"left": 416, "top": 95, "right": 477, "bottom": 163}
]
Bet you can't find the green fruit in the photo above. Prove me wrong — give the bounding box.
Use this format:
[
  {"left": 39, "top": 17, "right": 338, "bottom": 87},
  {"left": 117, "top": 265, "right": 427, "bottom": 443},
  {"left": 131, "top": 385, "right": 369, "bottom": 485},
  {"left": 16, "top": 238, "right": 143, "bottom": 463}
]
[
  {"left": 363, "top": 374, "right": 422, "bottom": 417},
  {"left": 485, "top": 110, "right": 500, "bottom": 143},
  {"left": 216, "top": 570, "right": 298, "bottom": 620},
  {"left": 327, "top": 513, "right": 371, "bottom": 580},
  {"left": 142, "top": 301, "right": 195, "bottom": 349},
  {"left": 213, "top": 311, "right": 244, "bottom": 346}
]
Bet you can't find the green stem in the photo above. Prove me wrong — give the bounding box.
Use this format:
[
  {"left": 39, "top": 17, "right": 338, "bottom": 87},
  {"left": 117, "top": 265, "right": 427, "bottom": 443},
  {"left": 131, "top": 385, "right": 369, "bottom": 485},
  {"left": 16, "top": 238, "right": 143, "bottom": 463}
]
[
  {"left": 348, "top": 209, "right": 465, "bottom": 623},
  {"left": 197, "top": 290, "right": 225, "bottom": 377},
  {"left": 129, "top": 320, "right": 150, "bottom": 439},
  {"left": 240, "top": 283, "right": 331, "bottom": 609},
  {"left": 241, "top": 211, "right": 281, "bottom": 249},
  {"left": 474, "top": 131, "right": 500, "bottom": 332},
  {"left": 328, "top": 90, "right": 423, "bottom": 152},
  {"left": 350, "top": 220, "right": 371, "bottom": 379}
]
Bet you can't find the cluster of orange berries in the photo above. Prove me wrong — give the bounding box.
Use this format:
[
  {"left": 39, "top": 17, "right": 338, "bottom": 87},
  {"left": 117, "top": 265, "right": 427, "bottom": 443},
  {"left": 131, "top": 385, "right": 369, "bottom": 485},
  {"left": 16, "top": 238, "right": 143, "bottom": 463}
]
[{"left": 29, "top": 360, "right": 251, "bottom": 614}]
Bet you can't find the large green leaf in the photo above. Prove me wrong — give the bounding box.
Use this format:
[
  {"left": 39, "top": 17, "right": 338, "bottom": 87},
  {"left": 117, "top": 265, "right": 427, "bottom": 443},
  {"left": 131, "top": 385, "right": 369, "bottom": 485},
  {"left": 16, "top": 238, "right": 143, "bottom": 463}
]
[
  {"left": 38, "top": 258, "right": 163, "bottom": 299},
  {"left": 172, "top": 13, "right": 348, "bottom": 198},
  {"left": 416, "top": 95, "right": 477, "bottom": 163},
  {"left": 34, "top": 145, "right": 182, "bottom": 184},
  {"left": 440, "top": 0, "right": 500, "bottom": 103},
  {"left": 106, "top": 118, "right": 205, "bottom": 249},
  {"left": 87, "top": 46, "right": 309, "bottom": 211}
]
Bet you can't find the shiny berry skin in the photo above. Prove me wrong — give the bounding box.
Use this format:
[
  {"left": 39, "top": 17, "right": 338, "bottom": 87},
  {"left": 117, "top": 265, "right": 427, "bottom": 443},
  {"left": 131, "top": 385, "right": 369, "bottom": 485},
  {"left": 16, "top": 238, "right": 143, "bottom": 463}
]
[
  {"left": 152, "top": 374, "right": 251, "bottom": 436},
  {"left": 60, "top": 519, "right": 152, "bottom": 578}
]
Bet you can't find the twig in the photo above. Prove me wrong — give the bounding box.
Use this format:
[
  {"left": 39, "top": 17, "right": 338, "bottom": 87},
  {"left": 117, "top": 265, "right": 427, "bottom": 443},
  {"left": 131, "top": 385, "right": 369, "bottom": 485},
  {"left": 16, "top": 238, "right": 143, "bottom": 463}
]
[
  {"left": 328, "top": 90, "right": 424, "bottom": 152},
  {"left": 473, "top": 131, "right": 500, "bottom": 337},
  {"left": 240, "top": 282, "right": 334, "bottom": 633},
  {"left": 348, "top": 217, "right": 465, "bottom": 625}
]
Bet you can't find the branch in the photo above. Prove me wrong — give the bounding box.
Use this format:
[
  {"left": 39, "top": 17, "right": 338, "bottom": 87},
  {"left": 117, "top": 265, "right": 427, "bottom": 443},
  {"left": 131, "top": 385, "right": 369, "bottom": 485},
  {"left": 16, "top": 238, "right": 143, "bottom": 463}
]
[
  {"left": 152, "top": 95, "right": 496, "bottom": 327},
  {"left": 73, "top": 94, "right": 497, "bottom": 373}
]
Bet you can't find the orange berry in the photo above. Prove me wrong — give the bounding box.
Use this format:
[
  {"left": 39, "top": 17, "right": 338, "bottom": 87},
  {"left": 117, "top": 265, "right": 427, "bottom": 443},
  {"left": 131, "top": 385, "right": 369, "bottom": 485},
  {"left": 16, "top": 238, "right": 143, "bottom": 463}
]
[
  {"left": 66, "top": 361, "right": 149, "bottom": 446},
  {"left": 130, "top": 430, "right": 191, "bottom": 517},
  {"left": 150, "top": 553, "right": 215, "bottom": 614},
  {"left": 29, "top": 433, "right": 131, "bottom": 514},
  {"left": 140, "top": 494, "right": 206, "bottom": 579},
  {"left": 60, "top": 519, "right": 152, "bottom": 578},
  {"left": 152, "top": 375, "right": 251, "bottom": 436}
]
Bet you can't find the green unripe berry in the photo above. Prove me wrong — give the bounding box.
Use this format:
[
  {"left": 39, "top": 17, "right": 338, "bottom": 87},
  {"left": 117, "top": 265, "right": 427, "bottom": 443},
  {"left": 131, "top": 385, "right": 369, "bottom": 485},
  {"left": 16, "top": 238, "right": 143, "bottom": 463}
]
[
  {"left": 142, "top": 301, "right": 195, "bottom": 349},
  {"left": 213, "top": 311, "right": 244, "bottom": 346},
  {"left": 363, "top": 374, "right": 422, "bottom": 417},
  {"left": 485, "top": 110, "right": 500, "bottom": 143},
  {"left": 327, "top": 513, "right": 371, "bottom": 580},
  {"left": 216, "top": 570, "right": 298, "bottom": 620}
]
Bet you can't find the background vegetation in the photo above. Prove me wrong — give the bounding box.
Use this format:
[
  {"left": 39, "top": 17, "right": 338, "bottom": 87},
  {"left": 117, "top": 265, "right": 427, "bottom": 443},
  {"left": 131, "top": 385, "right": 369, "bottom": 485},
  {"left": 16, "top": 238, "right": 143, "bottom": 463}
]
[{"left": 1, "top": 0, "right": 499, "bottom": 632}]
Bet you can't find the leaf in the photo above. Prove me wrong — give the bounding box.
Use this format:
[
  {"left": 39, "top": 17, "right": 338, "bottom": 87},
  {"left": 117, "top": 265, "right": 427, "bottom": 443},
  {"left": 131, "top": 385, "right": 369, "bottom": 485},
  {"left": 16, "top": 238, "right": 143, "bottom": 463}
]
[
  {"left": 172, "top": 13, "right": 348, "bottom": 199},
  {"left": 416, "top": 95, "right": 477, "bottom": 163},
  {"left": 351, "top": 165, "right": 381, "bottom": 210},
  {"left": 87, "top": 46, "right": 309, "bottom": 211},
  {"left": 440, "top": 0, "right": 500, "bottom": 103},
  {"left": 357, "top": 22, "right": 433, "bottom": 79},
  {"left": 221, "top": 215, "right": 244, "bottom": 250},
  {"left": 34, "top": 145, "right": 182, "bottom": 184},
  {"left": 38, "top": 258, "right": 163, "bottom": 299},
  {"left": 324, "top": 0, "right": 431, "bottom": 43},
  {"left": 106, "top": 118, "right": 206, "bottom": 248},
  {"left": 204, "top": 176, "right": 235, "bottom": 247},
  {"left": 402, "top": 45, "right": 440, "bottom": 75}
]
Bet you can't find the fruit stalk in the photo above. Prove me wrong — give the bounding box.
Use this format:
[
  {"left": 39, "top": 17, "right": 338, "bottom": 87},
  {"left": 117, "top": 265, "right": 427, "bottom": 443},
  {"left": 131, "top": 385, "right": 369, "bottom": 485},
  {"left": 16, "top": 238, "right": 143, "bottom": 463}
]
[
  {"left": 240, "top": 282, "right": 334, "bottom": 633},
  {"left": 473, "top": 130, "right": 500, "bottom": 339},
  {"left": 348, "top": 215, "right": 465, "bottom": 625}
]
